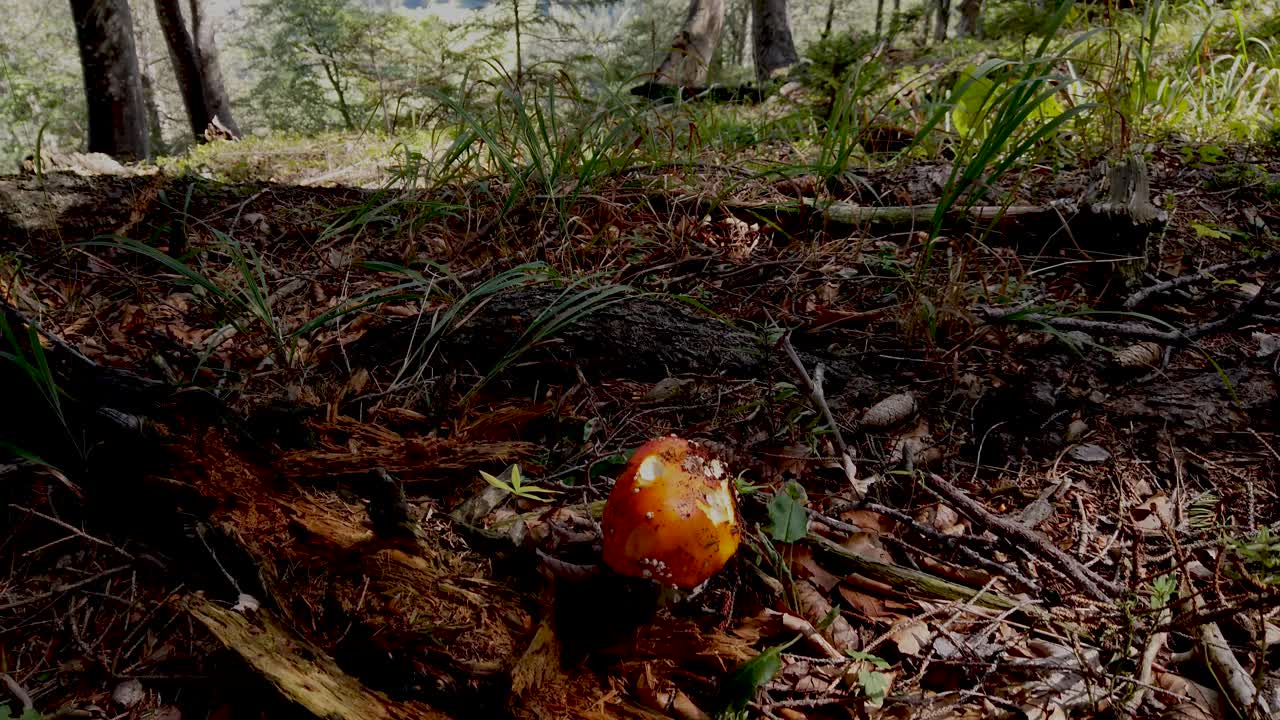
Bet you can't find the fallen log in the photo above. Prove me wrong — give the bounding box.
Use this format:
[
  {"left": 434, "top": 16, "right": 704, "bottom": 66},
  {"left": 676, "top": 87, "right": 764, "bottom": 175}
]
[{"left": 355, "top": 286, "right": 886, "bottom": 400}]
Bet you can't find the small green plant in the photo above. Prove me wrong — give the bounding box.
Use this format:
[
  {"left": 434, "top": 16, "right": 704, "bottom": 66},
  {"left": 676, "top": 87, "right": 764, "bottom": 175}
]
[
  {"left": 847, "top": 650, "right": 893, "bottom": 706},
  {"left": 83, "top": 235, "right": 423, "bottom": 371},
  {"left": 1148, "top": 573, "right": 1177, "bottom": 610},
  {"left": 766, "top": 481, "right": 809, "bottom": 542},
  {"left": 480, "top": 464, "right": 561, "bottom": 502},
  {"left": 0, "top": 705, "right": 41, "bottom": 720},
  {"left": 719, "top": 637, "right": 799, "bottom": 718},
  {"left": 1230, "top": 527, "right": 1280, "bottom": 586},
  {"left": 0, "top": 312, "right": 80, "bottom": 459}
]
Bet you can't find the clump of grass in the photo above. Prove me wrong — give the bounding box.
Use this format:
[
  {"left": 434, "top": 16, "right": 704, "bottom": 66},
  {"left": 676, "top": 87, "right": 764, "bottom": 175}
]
[
  {"left": 428, "top": 62, "right": 647, "bottom": 226},
  {"left": 914, "top": 1, "right": 1098, "bottom": 258},
  {"left": 368, "top": 259, "right": 632, "bottom": 402},
  {"left": 0, "top": 310, "right": 80, "bottom": 460},
  {"left": 84, "top": 235, "right": 421, "bottom": 371}
]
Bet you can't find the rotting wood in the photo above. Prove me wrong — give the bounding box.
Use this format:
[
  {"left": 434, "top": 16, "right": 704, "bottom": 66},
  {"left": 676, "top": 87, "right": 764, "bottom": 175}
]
[{"left": 186, "top": 594, "right": 454, "bottom": 720}]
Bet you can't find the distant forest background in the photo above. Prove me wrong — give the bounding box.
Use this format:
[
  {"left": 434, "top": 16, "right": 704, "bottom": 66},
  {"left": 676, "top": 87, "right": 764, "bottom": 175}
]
[{"left": 1, "top": 0, "right": 897, "bottom": 167}]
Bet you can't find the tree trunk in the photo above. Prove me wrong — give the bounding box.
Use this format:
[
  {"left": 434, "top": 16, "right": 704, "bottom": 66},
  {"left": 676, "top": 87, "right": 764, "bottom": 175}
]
[
  {"left": 654, "top": 0, "right": 725, "bottom": 87},
  {"left": 68, "top": 0, "right": 150, "bottom": 161},
  {"left": 725, "top": 0, "right": 751, "bottom": 70},
  {"left": 153, "top": 0, "right": 207, "bottom": 139},
  {"left": 875, "top": 0, "right": 885, "bottom": 36},
  {"left": 823, "top": 0, "right": 836, "bottom": 40},
  {"left": 956, "top": 0, "right": 982, "bottom": 37},
  {"left": 154, "top": 0, "right": 240, "bottom": 142},
  {"left": 751, "top": 0, "right": 797, "bottom": 84},
  {"left": 933, "top": 0, "right": 951, "bottom": 42},
  {"left": 187, "top": 0, "right": 239, "bottom": 137},
  {"left": 133, "top": 15, "right": 169, "bottom": 155}
]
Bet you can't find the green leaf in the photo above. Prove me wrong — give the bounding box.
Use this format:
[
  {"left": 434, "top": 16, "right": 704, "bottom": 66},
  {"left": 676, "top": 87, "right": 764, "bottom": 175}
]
[
  {"left": 719, "top": 642, "right": 789, "bottom": 714},
  {"left": 481, "top": 465, "right": 561, "bottom": 502},
  {"left": 1190, "top": 222, "right": 1231, "bottom": 240},
  {"left": 766, "top": 481, "right": 809, "bottom": 542},
  {"left": 858, "top": 669, "right": 891, "bottom": 706},
  {"left": 846, "top": 650, "right": 891, "bottom": 670}
]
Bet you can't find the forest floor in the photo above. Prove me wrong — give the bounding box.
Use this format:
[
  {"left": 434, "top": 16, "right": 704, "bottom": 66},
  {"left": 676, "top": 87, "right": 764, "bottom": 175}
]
[{"left": 1, "top": 140, "right": 1278, "bottom": 720}]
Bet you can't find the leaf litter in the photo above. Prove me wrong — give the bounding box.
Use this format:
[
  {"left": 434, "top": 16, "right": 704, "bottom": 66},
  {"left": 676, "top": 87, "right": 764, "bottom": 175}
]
[{"left": 0, "top": 152, "right": 1278, "bottom": 720}]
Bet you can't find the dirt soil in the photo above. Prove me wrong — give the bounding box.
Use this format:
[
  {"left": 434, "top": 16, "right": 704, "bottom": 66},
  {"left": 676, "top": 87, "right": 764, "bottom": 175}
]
[{"left": 1, "top": 145, "right": 1278, "bottom": 720}]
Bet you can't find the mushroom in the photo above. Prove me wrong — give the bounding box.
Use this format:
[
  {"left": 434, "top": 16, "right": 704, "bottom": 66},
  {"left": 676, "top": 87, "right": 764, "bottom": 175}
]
[{"left": 601, "top": 436, "right": 741, "bottom": 589}]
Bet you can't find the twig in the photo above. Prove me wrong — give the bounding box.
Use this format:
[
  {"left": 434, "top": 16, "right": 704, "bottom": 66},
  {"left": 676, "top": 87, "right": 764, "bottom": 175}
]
[
  {"left": 1125, "top": 250, "right": 1280, "bottom": 309},
  {"left": 853, "top": 501, "right": 997, "bottom": 550},
  {"left": 780, "top": 334, "right": 849, "bottom": 458},
  {"left": 978, "top": 310, "right": 1181, "bottom": 343},
  {"left": 978, "top": 285, "right": 1272, "bottom": 345},
  {"left": 0, "top": 673, "right": 33, "bottom": 712},
  {"left": 1124, "top": 604, "right": 1170, "bottom": 715},
  {"left": 921, "top": 473, "right": 1119, "bottom": 602},
  {"left": 1198, "top": 614, "right": 1273, "bottom": 716},
  {"left": 1184, "top": 281, "right": 1272, "bottom": 340},
  {"left": 811, "top": 505, "right": 1036, "bottom": 590},
  {"left": 779, "top": 333, "right": 859, "bottom": 494},
  {"left": 10, "top": 504, "right": 134, "bottom": 560},
  {"left": 0, "top": 565, "right": 131, "bottom": 612}
]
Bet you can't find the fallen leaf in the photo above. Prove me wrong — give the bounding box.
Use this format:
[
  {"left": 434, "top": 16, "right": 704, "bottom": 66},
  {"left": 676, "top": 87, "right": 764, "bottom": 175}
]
[
  {"left": 842, "top": 531, "right": 894, "bottom": 564},
  {"left": 1255, "top": 332, "right": 1280, "bottom": 358},
  {"left": 1131, "top": 493, "right": 1175, "bottom": 533},
  {"left": 891, "top": 621, "right": 932, "bottom": 656},
  {"left": 917, "top": 503, "right": 966, "bottom": 536}
]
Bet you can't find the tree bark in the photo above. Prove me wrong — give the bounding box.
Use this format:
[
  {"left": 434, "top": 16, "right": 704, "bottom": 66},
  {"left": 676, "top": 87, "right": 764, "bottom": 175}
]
[
  {"left": 725, "top": 0, "right": 751, "bottom": 70},
  {"left": 956, "top": 0, "right": 983, "bottom": 37},
  {"left": 751, "top": 0, "right": 797, "bottom": 84},
  {"left": 68, "top": 0, "right": 150, "bottom": 161},
  {"left": 133, "top": 14, "right": 168, "bottom": 155},
  {"left": 153, "top": 0, "right": 206, "bottom": 139},
  {"left": 933, "top": 0, "right": 951, "bottom": 41},
  {"left": 187, "top": 0, "right": 239, "bottom": 137},
  {"left": 654, "top": 0, "right": 725, "bottom": 87},
  {"left": 154, "top": 0, "right": 240, "bottom": 142}
]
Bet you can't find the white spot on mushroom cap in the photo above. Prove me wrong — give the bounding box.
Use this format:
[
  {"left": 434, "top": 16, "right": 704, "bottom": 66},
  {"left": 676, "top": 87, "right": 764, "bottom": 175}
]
[
  {"left": 708, "top": 459, "right": 725, "bottom": 479},
  {"left": 636, "top": 455, "right": 663, "bottom": 486},
  {"left": 697, "top": 480, "right": 737, "bottom": 526}
]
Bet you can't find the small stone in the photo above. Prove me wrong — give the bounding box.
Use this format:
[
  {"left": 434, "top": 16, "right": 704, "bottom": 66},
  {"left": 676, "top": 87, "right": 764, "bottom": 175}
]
[
  {"left": 1068, "top": 444, "right": 1111, "bottom": 464},
  {"left": 113, "top": 679, "right": 145, "bottom": 707}
]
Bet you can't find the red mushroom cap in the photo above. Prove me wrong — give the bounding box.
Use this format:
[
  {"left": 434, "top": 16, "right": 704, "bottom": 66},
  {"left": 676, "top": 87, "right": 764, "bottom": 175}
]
[{"left": 601, "top": 436, "right": 741, "bottom": 589}]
